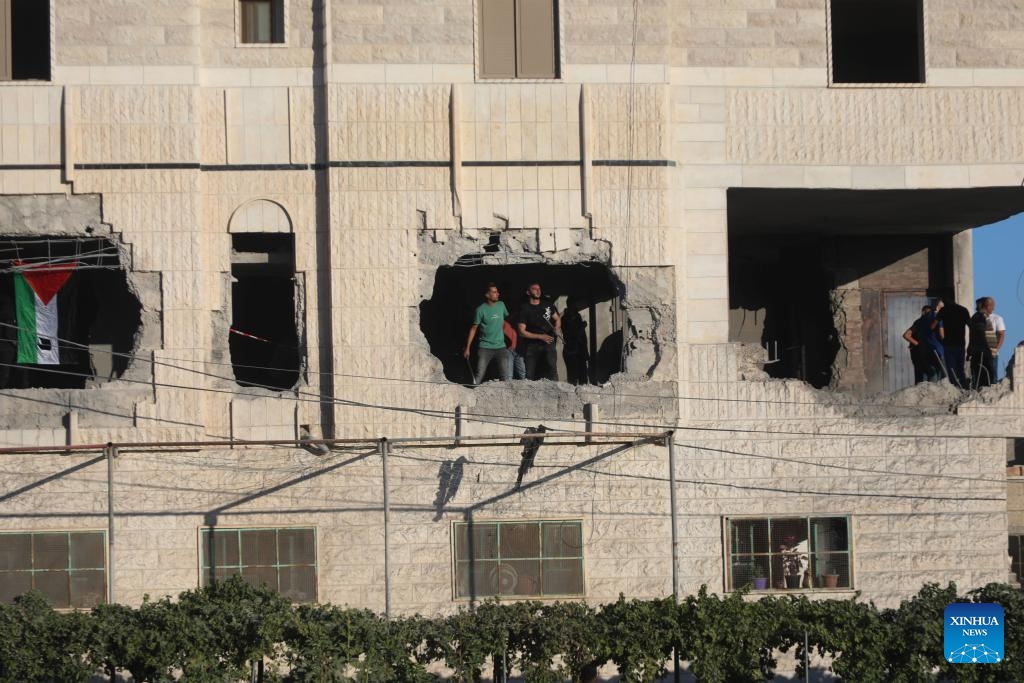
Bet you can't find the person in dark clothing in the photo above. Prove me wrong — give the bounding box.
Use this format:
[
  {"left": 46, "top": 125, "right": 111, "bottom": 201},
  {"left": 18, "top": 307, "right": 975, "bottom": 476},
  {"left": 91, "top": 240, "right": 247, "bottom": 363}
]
[
  {"left": 561, "top": 296, "right": 590, "bottom": 385},
  {"left": 903, "top": 305, "right": 944, "bottom": 383},
  {"left": 968, "top": 296, "right": 1002, "bottom": 389},
  {"left": 517, "top": 282, "right": 561, "bottom": 381},
  {"left": 936, "top": 297, "right": 970, "bottom": 389}
]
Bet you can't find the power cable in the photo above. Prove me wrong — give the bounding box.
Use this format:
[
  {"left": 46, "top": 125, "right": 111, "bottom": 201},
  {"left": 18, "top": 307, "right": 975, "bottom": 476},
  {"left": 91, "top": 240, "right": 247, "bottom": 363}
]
[{"left": 0, "top": 320, "right": 994, "bottom": 412}]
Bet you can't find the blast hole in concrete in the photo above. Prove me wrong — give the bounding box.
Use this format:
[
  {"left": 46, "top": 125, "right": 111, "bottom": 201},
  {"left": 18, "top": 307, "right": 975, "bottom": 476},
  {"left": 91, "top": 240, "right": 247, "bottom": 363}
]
[
  {"left": 0, "top": 236, "right": 141, "bottom": 389},
  {"left": 230, "top": 234, "right": 300, "bottom": 390},
  {"left": 420, "top": 263, "right": 623, "bottom": 384},
  {"left": 723, "top": 187, "right": 1024, "bottom": 394},
  {"left": 831, "top": 0, "right": 924, "bottom": 84}
]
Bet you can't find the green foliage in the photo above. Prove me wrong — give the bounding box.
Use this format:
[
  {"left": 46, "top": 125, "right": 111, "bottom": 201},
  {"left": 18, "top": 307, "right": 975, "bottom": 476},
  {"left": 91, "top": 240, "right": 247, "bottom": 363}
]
[
  {"left": 174, "top": 575, "right": 294, "bottom": 681},
  {"left": 598, "top": 595, "right": 675, "bottom": 682},
  {"left": 0, "top": 591, "right": 92, "bottom": 683},
  {"left": 0, "top": 581, "right": 1021, "bottom": 682},
  {"left": 681, "top": 588, "right": 799, "bottom": 682}
]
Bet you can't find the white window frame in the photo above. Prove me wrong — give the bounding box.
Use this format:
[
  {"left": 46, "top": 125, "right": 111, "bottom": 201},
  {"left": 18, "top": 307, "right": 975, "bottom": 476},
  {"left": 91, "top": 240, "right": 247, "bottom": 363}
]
[{"left": 235, "top": 0, "right": 289, "bottom": 48}]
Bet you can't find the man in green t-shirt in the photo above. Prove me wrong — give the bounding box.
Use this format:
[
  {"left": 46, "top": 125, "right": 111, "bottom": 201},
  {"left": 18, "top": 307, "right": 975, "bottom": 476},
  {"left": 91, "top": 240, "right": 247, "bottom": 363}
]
[{"left": 463, "top": 283, "right": 511, "bottom": 383}]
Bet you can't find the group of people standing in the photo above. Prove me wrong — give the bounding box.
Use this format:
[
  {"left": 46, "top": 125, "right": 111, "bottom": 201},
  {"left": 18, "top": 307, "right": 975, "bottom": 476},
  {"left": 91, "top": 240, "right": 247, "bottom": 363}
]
[
  {"left": 463, "top": 282, "right": 564, "bottom": 384},
  {"left": 903, "top": 296, "right": 1006, "bottom": 389}
]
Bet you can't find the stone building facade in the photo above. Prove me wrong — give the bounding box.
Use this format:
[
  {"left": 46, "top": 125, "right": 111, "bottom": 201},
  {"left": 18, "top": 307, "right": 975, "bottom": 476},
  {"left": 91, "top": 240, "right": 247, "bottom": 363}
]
[{"left": 0, "top": 0, "right": 1022, "bottom": 615}]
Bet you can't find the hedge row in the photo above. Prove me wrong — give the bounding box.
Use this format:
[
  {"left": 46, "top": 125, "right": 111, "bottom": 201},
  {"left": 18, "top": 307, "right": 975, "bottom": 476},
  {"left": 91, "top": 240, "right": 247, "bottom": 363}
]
[{"left": 0, "top": 578, "right": 1020, "bottom": 682}]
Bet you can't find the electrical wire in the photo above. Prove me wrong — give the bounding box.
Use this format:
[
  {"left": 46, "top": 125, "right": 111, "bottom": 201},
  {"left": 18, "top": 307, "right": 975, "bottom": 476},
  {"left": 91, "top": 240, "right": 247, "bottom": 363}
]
[
  {"left": 0, "top": 321, "right": 995, "bottom": 412},
  {"left": 1, "top": 350, "right": 1020, "bottom": 445}
]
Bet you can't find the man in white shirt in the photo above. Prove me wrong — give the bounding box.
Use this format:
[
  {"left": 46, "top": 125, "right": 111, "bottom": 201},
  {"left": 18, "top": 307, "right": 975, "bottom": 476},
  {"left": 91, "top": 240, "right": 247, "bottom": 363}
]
[{"left": 969, "top": 296, "right": 1006, "bottom": 386}]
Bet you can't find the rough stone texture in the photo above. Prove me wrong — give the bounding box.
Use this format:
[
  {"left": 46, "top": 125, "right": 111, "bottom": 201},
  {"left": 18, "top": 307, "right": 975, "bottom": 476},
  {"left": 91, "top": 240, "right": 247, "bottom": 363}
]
[{"left": 0, "top": 1, "right": 1018, "bottom": 616}]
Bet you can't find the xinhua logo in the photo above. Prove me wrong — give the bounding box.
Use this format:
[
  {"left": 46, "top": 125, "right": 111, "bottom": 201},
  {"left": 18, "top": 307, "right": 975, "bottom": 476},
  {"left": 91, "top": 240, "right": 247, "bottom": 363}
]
[{"left": 944, "top": 603, "right": 1004, "bottom": 664}]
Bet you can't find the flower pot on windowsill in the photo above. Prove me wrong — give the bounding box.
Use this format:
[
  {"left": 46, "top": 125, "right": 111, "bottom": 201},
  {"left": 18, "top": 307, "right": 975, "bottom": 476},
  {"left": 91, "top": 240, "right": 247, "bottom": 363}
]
[
  {"left": 753, "top": 577, "right": 769, "bottom": 590},
  {"left": 784, "top": 574, "right": 802, "bottom": 589},
  {"left": 819, "top": 574, "right": 840, "bottom": 589}
]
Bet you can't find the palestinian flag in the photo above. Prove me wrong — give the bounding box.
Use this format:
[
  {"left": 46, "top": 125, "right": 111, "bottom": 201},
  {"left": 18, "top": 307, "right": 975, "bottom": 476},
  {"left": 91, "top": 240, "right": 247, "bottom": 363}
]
[{"left": 13, "top": 260, "right": 77, "bottom": 365}]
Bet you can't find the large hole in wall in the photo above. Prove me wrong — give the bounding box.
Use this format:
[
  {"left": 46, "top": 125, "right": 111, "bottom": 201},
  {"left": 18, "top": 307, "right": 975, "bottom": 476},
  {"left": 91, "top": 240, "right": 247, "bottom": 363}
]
[
  {"left": 230, "top": 234, "right": 300, "bottom": 390},
  {"left": 420, "top": 263, "right": 624, "bottom": 384},
  {"left": 727, "top": 187, "right": 1024, "bottom": 395},
  {"left": 0, "top": 236, "right": 141, "bottom": 389}
]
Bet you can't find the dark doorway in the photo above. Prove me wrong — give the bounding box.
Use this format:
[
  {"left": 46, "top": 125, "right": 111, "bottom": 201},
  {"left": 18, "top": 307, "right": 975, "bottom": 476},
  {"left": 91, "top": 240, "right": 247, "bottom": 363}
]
[
  {"left": 229, "top": 234, "right": 300, "bottom": 390},
  {"left": 420, "top": 263, "right": 622, "bottom": 384}
]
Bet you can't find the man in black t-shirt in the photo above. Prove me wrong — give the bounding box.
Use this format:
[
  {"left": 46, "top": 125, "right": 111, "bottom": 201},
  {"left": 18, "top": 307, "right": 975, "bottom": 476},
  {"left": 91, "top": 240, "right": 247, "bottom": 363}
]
[
  {"left": 936, "top": 297, "right": 970, "bottom": 389},
  {"left": 516, "top": 282, "right": 561, "bottom": 381}
]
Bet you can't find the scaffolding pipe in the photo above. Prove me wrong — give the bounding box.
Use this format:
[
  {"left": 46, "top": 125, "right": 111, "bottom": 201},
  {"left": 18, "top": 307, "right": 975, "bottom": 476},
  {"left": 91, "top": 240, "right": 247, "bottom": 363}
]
[
  {"left": 0, "top": 431, "right": 668, "bottom": 456},
  {"left": 666, "top": 433, "right": 680, "bottom": 682},
  {"left": 106, "top": 444, "right": 116, "bottom": 604},
  {"left": 381, "top": 438, "right": 392, "bottom": 618},
  {"left": 666, "top": 433, "right": 679, "bottom": 599}
]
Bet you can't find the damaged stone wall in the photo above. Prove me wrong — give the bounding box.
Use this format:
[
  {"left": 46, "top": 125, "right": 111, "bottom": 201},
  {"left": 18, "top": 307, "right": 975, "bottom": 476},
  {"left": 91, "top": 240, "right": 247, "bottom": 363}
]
[
  {"left": 0, "top": 193, "right": 162, "bottom": 434},
  {"left": 417, "top": 226, "right": 675, "bottom": 384}
]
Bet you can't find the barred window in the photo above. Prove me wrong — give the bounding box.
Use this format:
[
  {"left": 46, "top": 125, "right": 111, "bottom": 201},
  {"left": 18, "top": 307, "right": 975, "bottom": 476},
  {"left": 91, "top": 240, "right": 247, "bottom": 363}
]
[
  {"left": 453, "top": 520, "right": 583, "bottom": 599},
  {"left": 726, "top": 516, "right": 852, "bottom": 591},
  {"left": 200, "top": 527, "right": 316, "bottom": 602},
  {"left": 0, "top": 531, "right": 106, "bottom": 608}
]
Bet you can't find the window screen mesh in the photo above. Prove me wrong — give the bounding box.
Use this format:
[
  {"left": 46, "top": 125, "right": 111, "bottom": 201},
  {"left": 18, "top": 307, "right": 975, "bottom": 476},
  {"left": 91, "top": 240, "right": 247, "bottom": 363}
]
[
  {"left": 200, "top": 527, "right": 316, "bottom": 602},
  {"left": 454, "top": 520, "right": 583, "bottom": 598},
  {"left": 727, "top": 517, "right": 852, "bottom": 591},
  {"left": 0, "top": 531, "right": 106, "bottom": 607}
]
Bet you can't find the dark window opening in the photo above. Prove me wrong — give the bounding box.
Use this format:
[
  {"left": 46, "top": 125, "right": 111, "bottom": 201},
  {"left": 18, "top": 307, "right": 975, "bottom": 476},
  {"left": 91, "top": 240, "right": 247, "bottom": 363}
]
[
  {"left": 3, "top": 0, "right": 51, "bottom": 81},
  {"left": 830, "top": 0, "right": 924, "bottom": 84},
  {"left": 0, "top": 236, "right": 141, "bottom": 390},
  {"left": 420, "top": 262, "right": 622, "bottom": 385},
  {"left": 230, "top": 233, "right": 299, "bottom": 390}
]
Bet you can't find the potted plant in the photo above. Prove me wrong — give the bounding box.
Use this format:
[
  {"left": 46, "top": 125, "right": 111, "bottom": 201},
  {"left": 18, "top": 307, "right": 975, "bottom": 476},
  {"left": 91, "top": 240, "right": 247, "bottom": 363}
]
[
  {"left": 818, "top": 561, "right": 840, "bottom": 588},
  {"left": 779, "top": 536, "right": 807, "bottom": 589}
]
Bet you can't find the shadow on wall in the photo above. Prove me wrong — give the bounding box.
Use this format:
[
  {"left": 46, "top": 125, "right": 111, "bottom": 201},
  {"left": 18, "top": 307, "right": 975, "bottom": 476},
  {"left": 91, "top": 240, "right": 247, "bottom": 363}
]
[{"left": 420, "top": 263, "right": 623, "bottom": 384}]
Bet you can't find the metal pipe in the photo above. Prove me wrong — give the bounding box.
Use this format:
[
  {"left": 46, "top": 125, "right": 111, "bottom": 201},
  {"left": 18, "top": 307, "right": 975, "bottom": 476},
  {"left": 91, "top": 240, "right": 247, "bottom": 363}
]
[
  {"left": 666, "top": 433, "right": 679, "bottom": 599},
  {"left": 666, "top": 433, "right": 680, "bottom": 683},
  {"left": 106, "top": 444, "right": 116, "bottom": 604},
  {"left": 381, "top": 438, "right": 392, "bottom": 618},
  {"left": 0, "top": 431, "right": 669, "bottom": 455}
]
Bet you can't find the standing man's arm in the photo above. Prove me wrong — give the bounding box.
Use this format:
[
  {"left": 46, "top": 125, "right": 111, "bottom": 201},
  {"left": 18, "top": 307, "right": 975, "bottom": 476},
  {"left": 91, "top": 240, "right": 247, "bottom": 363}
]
[
  {"left": 464, "top": 325, "right": 477, "bottom": 358},
  {"left": 903, "top": 328, "right": 917, "bottom": 346},
  {"left": 550, "top": 309, "right": 561, "bottom": 338},
  {"left": 996, "top": 329, "right": 1006, "bottom": 353}
]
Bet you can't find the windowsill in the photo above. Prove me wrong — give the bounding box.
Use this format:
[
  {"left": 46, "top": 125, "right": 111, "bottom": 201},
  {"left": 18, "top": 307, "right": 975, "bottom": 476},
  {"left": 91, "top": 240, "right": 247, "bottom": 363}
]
[
  {"left": 454, "top": 594, "right": 585, "bottom": 602},
  {"left": 0, "top": 79, "right": 53, "bottom": 86},
  {"left": 736, "top": 588, "right": 856, "bottom": 595},
  {"left": 475, "top": 76, "right": 563, "bottom": 84},
  {"left": 235, "top": 42, "right": 290, "bottom": 49},
  {"left": 828, "top": 81, "right": 927, "bottom": 88}
]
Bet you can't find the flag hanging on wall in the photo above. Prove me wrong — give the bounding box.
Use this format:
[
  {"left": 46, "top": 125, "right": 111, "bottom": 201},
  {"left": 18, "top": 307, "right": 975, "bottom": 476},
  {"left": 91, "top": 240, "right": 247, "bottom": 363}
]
[{"left": 13, "top": 261, "right": 77, "bottom": 365}]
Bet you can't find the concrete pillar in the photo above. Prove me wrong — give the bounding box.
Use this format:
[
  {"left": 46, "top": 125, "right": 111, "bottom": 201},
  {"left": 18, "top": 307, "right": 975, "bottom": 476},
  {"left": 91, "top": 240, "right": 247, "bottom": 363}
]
[{"left": 953, "top": 229, "right": 973, "bottom": 308}]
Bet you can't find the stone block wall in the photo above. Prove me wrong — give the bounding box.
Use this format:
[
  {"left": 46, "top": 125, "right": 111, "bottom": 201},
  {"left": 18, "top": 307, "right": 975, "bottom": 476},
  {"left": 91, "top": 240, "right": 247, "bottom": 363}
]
[{"left": 0, "top": 0, "right": 1019, "bottom": 614}]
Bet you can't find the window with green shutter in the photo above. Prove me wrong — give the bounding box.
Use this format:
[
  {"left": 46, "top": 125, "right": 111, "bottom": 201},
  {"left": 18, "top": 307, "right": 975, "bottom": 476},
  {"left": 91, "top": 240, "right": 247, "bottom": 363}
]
[
  {"left": 453, "top": 520, "right": 583, "bottom": 599},
  {"left": 200, "top": 527, "right": 316, "bottom": 602},
  {"left": 0, "top": 531, "right": 106, "bottom": 608}
]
